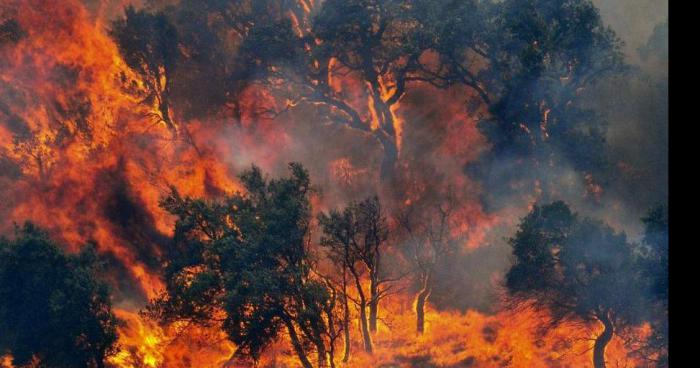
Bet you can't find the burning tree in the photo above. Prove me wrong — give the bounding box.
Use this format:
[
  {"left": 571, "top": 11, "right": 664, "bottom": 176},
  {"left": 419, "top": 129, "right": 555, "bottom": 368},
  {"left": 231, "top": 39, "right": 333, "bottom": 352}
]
[
  {"left": 175, "top": 0, "right": 484, "bottom": 182},
  {"left": 395, "top": 188, "right": 464, "bottom": 335},
  {"left": 0, "top": 223, "right": 120, "bottom": 368},
  {"left": 146, "top": 163, "right": 342, "bottom": 368},
  {"left": 318, "top": 196, "right": 394, "bottom": 355},
  {"left": 0, "top": 0, "right": 667, "bottom": 366},
  {"left": 110, "top": 7, "right": 180, "bottom": 134},
  {"left": 108, "top": 0, "right": 627, "bottom": 195},
  {"left": 504, "top": 201, "right": 647, "bottom": 368},
  {"left": 468, "top": 0, "right": 626, "bottom": 205}
]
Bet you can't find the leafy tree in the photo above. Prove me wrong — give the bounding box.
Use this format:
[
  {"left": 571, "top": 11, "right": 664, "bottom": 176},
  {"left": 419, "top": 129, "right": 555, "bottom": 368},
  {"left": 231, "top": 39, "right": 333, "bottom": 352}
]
[
  {"left": 317, "top": 209, "right": 356, "bottom": 359},
  {"left": 505, "top": 201, "right": 645, "bottom": 368},
  {"left": 111, "top": 6, "right": 180, "bottom": 134},
  {"left": 239, "top": 0, "right": 625, "bottom": 196},
  {"left": 164, "top": 0, "right": 306, "bottom": 123},
  {"left": 0, "top": 223, "right": 120, "bottom": 368},
  {"left": 111, "top": 0, "right": 625, "bottom": 195},
  {"left": 466, "top": 0, "right": 626, "bottom": 206},
  {"left": 318, "top": 196, "right": 393, "bottom": 354},
  {"left": 147, "top": 163, "right": 340, "bottom": 368},
  {"left": 640, "top": 205, "right": 668, "bottom": 302},
  {"left": 234, "top": 0, "right": 484, "bottom": 181},
  {"left": 161, "top": 2, "right": 233, "bottom": 122},
  {"left": 637, "top": 205, "right": 668, "bottom": 367}
]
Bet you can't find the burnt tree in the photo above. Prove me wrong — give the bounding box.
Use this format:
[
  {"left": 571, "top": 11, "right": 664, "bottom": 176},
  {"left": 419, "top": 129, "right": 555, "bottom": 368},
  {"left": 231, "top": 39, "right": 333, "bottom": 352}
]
[
  {"left": 396, "top": 189, "right": 463, "bottom": 334},
  {"left": 319, "top": 196, "right": 393, "bottom": 353}
]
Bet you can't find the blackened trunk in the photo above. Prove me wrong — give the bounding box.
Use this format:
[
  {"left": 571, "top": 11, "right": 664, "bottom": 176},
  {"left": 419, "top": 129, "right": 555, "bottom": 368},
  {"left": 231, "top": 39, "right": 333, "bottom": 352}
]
[
  {"left": 377, "top": 133, "right": 398, "bottom": 182},
  {"left": 342, "top": 283, "right": 351, "bottom": 362},
  {"left": 350, "top": 264, "right": 372, "bottom": 353},
  {"left": 159, "top": 87, "right": 178, "bottom": 135},
  {"left": 316, "top": 344, "right": 327, "bottom": 368},
  {"left": 284, "top": 318, "right": 314, "bottom": 368},
  {"left": 593, "top": 312, "right": 614, "bottom": 368},
  {"left": 329, "top": 350, "right": 336, "bottom": 368},
  {"left": 415, "top": 272, "right": 432, "bottom": 334},
  {"left": 369, "top": 273, "right": 379, "bottom": 333},
  {"left": 358, "top": 300, "right": 373, "bottom": 353},
  {"left": 369, "top": 300, "right": 378, "bottom": 333}
]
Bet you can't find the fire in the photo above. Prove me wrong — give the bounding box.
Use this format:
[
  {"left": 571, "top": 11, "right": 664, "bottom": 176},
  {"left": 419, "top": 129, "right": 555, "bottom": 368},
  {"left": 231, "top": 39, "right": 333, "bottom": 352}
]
[
  {"left": 109, "top": 310, "right": 165, "bottom": 368},
  {"left": 108, "top": 310, "right": 236, "bottom": 368},
  {"left": 0, "top": 1, "right": 660, "bottom": 367},
  {"left": 0, "top": 1, "right": 240, "bottom": 364}
]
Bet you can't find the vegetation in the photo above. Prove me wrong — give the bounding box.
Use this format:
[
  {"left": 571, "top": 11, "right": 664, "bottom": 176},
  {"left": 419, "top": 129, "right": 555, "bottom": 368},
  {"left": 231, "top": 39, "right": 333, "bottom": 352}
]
[
  {"left": 504, "top": 202, "right": 648, "bottom": 368},
  {"left": 0, "top": 1, "right": 667, "bottom": 367},
  {"left": 0, "top": 223, "right": 119, "bottom": 368},
  {"left": 145, "top": 163, "right": 342, "bottom": 367}
]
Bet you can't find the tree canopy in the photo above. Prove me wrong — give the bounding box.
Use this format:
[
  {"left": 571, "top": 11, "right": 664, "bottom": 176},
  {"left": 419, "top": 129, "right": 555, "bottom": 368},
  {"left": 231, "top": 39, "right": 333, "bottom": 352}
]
[
  {"left": 0, "top": 223, "right": 119, "bottom": 368},
  {"left": 505, "top": 201, "right": 646, "bottom": 368},
  {"left": 110, "top": 0, "right": 625, "bottom": 191},
  {"left": 111, "top": 6, "right": 180, "bottom": 132},
  {"left": 147, "top": 163, "right": 339, "bottom": 367}
]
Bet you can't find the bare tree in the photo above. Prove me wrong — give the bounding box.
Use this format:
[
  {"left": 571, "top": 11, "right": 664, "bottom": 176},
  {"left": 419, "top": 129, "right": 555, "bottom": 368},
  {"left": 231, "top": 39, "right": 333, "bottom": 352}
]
[
  {"left": 396, "top": 188, "right": 463, "bottom": 334},
  {"left": 319, "top": 196, "right": 395, "bottom": 354}
]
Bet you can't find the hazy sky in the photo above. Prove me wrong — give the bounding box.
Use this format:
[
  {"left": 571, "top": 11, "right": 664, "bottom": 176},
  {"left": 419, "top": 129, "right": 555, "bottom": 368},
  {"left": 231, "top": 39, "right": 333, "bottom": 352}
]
[{"left": 594, "top": 0, "right": 668, "bottom": 63}]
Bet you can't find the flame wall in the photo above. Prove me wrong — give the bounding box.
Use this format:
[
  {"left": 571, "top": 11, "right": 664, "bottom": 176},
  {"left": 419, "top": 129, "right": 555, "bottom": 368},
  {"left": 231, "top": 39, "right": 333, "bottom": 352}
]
[{"left": 0, "top": 0, "right": 664, "bottom": 367}]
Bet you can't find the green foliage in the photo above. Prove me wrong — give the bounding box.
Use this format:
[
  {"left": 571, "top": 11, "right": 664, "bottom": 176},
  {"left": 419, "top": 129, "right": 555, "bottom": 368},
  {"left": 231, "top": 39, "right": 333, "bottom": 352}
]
[
  {"left": 162, "top": 1, "right": 232, "bottom": 120},
  {"left": 505, "top": 201, "right": 645, "bottom": 326},
  {"left": 109, "top": 0, "right": 627, "bottom": 190},
  {"left": 469, "top": 0, "right": 626, "bottom": 206},
  {"left": 148, "top": 163, "right": 335, "bottom": 365},
  {"left": 0, "top": 19, "right": 25, "bottom": 46},
  {"left": 0, "top": 223, "right": 119, "bottom": 368},
  {"left": 640, "top": 205, "right": 668, "bottom": 301}
]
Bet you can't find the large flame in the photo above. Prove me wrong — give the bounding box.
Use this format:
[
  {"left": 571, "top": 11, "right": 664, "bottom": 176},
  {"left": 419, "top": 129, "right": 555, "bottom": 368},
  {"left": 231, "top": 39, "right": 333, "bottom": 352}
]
[{"left": 0, "top": 1, "right": 654, "bottom": 367}]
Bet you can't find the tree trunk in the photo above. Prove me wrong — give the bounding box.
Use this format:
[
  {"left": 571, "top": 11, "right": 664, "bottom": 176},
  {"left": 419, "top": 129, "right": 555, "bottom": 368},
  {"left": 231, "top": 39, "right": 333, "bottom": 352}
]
[
  {"left": 284, "top": 318, "right": 314, "bottom": 368},
  {"left": 316, "top": 344, "right": 327, "bottom": 368},
  {"left": 159, "top": 87, "right": 178, "bottom": 136},
  {"left": 329, "top": 350, "right": 336, "bottom": 368},
  {"left": 369, "top": 300, "right": 378, "bottom": 333},
  {"left": 358, "top": 300, "right": 373, "bottom": 353},
  {"left": 593, "top": 312, "right": 614, "bottom": 368},
  {"left": 369, "top": 271, "right": 379, "bottom": 333},
  {"left": 350, "top": 263, "right": 373, "bottom": 353},
  {"left": 415, "top": 271, "right": 432, "bottom": 334},
  {"left": 376, "top": 132, "right": 398, "bottom": 182},
  {"left": 342, "top": 281, "right": 351, "bottom": 362}
]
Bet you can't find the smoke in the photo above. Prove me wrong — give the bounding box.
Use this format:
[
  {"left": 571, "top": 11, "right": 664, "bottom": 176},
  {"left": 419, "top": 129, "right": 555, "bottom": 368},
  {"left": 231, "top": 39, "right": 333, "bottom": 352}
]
[
  {"left": 0, "top": 1, "right": 667, "bottom": 364},
  {"left": 434, "top": 0, "right": 669, "bottom": 313},
  {"left": 583, "top": 2, "right": 667, "bottom": 238},
  {"left": 472, "top": 0, "right": 668, "bottom": 231},
  {"left": 593, "top": 0, "right": 668, "bottom": 64}
]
